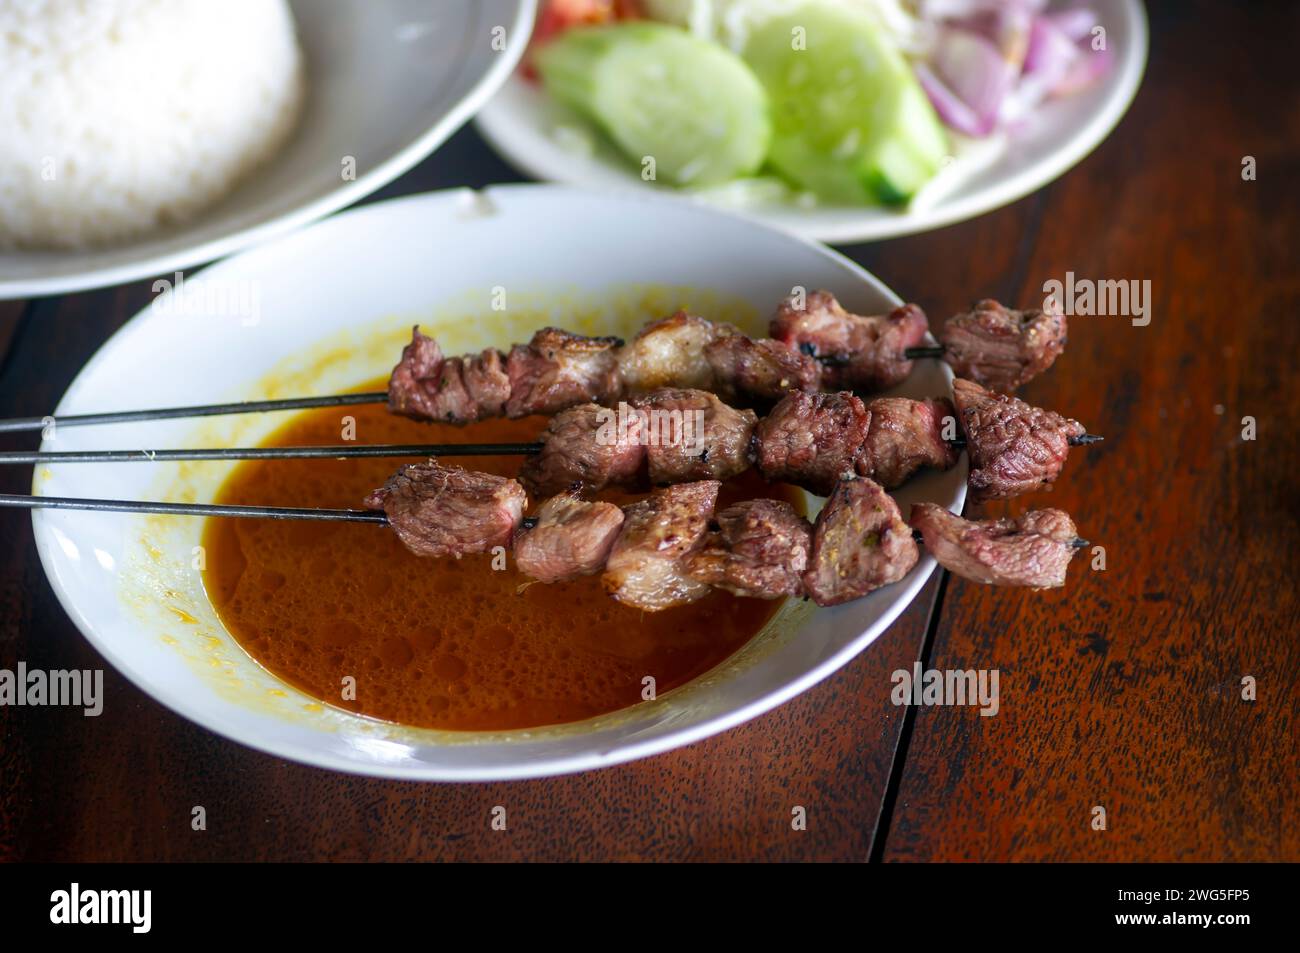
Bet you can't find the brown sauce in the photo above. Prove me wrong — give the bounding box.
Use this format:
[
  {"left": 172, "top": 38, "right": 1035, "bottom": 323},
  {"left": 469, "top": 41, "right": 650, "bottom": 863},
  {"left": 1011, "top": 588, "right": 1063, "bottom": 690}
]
[{"left": 201, "top": 381, "right": 803, "bottom": 731}]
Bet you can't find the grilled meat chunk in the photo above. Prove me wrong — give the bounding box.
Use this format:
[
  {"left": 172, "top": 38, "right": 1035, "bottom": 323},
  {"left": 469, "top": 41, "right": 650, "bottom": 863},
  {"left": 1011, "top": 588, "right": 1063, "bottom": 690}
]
[
  {"left": 909, "top": 503, "right": 1081, "bottom": 588},
  {"left": 505, "top": 327, "right": 623, "bottom": 418},
  {"left": 461, "top": 347, "right": 511, "bottom": 418},
  {"left": 803, "top": 475, "right": 918, "bottom": 606},
  {"left": 631, "top": 388, "right": 757, "bottom": 485},
  {"left": 618, "top": 310, "right": 736, "bottom": 394},
  {"left": 687, "top": 499, "right": 812, "bottom": 599},
  {"left": 771, "top": 291, "right": 929, "bottom": 392},
  {"left": 755, "top": 390, "right": 872, "bottom": 496},
  {"left": 386, "top": 327, "right": 510, "bottom": 424},
  {"left": 939, "top": 299, "right": 1067, "bottom": 393},
  {"left": 364, "top": 460, "right": 527, "bottom": 559},
  {"left": 518, "top": 402, "right": 646, "bottom": 497},
  {"left": 513, "top": 491, "right": 626, "bottom": 583},
  {"left": 704, "top": 334, "right": 822, "bottom": 402},
  {"left": 952, "top": 378, "right": 1086, "bottom": 501},
  {"left": 858, "top": 397, "right": 960, "bottom": 489},
  {"left": 603, "top": 481, "right": 720, "bottom": 612}
]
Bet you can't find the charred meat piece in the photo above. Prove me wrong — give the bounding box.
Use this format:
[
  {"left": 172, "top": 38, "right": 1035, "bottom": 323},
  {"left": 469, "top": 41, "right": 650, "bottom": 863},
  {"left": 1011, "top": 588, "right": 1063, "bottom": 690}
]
[
  {"left": 770, "top": 291, "right": 928, "bottom": 392},
  {"left": 754, "top": 390, "right": 872, "bottom": 496},
  {"left": 687, "top": 499, "right": 812, "bottom": 599},
  {"left": 518, "top": 402, "right": 646, "bottom": 497},
  {"left": 461, "top": 347, "right": 511, "bottom": 418},
  {"left": 505, "top": 327, "right": 623, "bottom": 418},
  {"left": 631, "top": 388, "right": 757, "bottom": 485},
  {"left": 704, "top": 334, "right": 822, "bottom": 402},
  {"left": 618, "top": 310, "right": 736, "bottom": 394},
  {"left": 952, "top": 378, "right": 1086, "bottom": 501},
  {"left": 513, "top": 491, "right": 626, "bottom": 583},
  {"left": 603, "top": 481, "right": 720, "bottom": 612},
  {"left": 910, "top": 503, "right": 1081, "bottom": 588},
  {"left": 858, "top": 397, "right": 960, "bottom": 489},
  {"left": 940, "top": 299, "right": 1067, "bottom": 393},
  {"left": 802, "top": 475, "right": 919, "bottom": 606},
  {"left": 364, "top": 460, "right": 527, "bottom": 559},
  {"left": 387, "top": 327, "right": 445, "bottom": 419},
  {"left": 386, "top": 327, "right": 509, "bottom": 424}
]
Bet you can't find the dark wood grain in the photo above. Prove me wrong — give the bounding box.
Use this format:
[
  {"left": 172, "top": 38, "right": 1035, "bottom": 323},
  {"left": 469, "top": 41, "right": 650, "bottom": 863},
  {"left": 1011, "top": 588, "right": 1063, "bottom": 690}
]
[
  {"left": 2, "top": 0, "right": 1296, "bottom": 862},
  {"left": 882, "top": 0, "right": 1300, "bottom": 861}
]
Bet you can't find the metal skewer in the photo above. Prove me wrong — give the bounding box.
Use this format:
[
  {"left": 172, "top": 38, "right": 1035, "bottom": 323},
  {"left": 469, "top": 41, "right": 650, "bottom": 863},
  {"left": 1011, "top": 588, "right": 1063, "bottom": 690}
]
[
  {"left": 3, "top": 434, "right": 1101, "bottom": 465},
  {"left": 0, "top": 494, "right": 389, "bottom": 522},
  {"left": 0, "top": 391, "right": 389, "bottom": 434},
  {"left": 903, "top": 346, "right": 947, "bottom": 359},
  {"left": 0, "top": 493, "right": 543, "bottom": 529},
  {"left": 1, "top": 494, "right": 1089, "bottom": 548},
  {"left": 0, "top": 442, "right": 543, "bottom": 465}
]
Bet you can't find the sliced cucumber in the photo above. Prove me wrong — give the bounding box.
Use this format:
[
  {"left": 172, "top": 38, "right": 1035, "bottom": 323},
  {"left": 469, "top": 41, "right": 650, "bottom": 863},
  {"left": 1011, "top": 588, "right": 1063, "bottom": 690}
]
[
  {"left": 536, "top": 22, "right": 771, "bottom": 187},
  {"left": 741, "top": 4, "right": 949, "bottom": 205}
]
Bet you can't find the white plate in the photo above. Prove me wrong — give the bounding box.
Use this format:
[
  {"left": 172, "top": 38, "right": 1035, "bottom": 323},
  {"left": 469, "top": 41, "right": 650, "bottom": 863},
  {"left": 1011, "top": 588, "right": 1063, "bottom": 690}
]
[
  {"left": 0, "top": 0, "right": 535, "bottom": 300},
  {"left": 31, "top": 184, "right": 965, "bottom": 780},
  {"left": 476, "top": 0, "right": 1147, "bottom": 244}
]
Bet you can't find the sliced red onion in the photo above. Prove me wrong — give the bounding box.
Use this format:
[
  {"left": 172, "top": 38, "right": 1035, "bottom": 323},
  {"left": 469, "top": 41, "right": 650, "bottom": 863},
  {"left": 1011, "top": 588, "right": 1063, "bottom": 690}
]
[
  {"left": 917, "top": 2, "right": 1113, "bottom": 134},
  {"left": 931, "top": 27, "right": 1015, "bottom": 136},
  {"left": 1048, "top": 8, "right": 1100, "bottom": 42},
  {"left": 1024, "top": 14, "right": 1081, "bottom": 81},
  {"left": 916, "top": 63, "right": 990, "bottom": 138},
  {"left": 1056, "top": 44, "right": 1113, "bottom": 95}
]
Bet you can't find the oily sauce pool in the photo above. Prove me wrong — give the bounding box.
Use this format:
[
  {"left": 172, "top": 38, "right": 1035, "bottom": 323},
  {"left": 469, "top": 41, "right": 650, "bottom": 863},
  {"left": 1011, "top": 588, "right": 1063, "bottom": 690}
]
[{"left": 201, "top": 384, "right": 802, "bottom": 731}]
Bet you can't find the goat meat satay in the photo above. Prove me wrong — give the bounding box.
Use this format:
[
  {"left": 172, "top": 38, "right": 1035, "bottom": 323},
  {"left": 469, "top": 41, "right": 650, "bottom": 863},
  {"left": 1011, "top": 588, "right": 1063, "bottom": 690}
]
[
  {"left": 518, "top": 402, "right": 646, "bottom": 498},
  {"left": 513, "top": 490, "right": 626, "bottom": 583},
  {"left": 687, "top": 499, "right": 812, "bottom": 599},
  {"left": 461, "top": 347, "right": 511, "bottom": 418},
  {"left": 618, "top": 310, "right": 737, "bottom": 394},
  {"left": 802, "top": 475, "right": 918, "bottom": 606},
  {"left": 771, "top": 291, "right": 929, "bottom": 392},
  {"left": 505, "top": 327, "right": 624, "bottom": 418},
  {"left": 364, "top": 460, "right": 527, "bottom": 559},
  {"left": 631, "top": 388, "right": 757, "bottom": 485},
  {"left": 952, "top": 377, "right": 1086, "bottom": 501},
  {"left": 387, "top": 327, "right": 510, "bottom": 424},
  {"left": 858, "top": 396, "right": 960, "bottom": 489},
  {"left": 939, "top": 299, "right": 1067, "bottom": 393},
  {"left": 525, "top": 389, "right": 962, "bottom": 499},
  {"left": 909, "top": 503, "right": 1082, "bottom": 588},
  {"left": 603, "top": 480, "right": 720, "bottom": 612},
  {"left": 755, "top": 390, "right": 872, "bottom": 496},
  {"left": 704, "top": 334, "right": 822, "bottom": 402}
]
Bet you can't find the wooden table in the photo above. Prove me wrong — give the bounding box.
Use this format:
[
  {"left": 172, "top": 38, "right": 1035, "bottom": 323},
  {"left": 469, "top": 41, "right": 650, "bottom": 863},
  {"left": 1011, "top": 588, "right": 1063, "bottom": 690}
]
[{"left": 1, "top": 1, "right": 1295, "bottom": 862}]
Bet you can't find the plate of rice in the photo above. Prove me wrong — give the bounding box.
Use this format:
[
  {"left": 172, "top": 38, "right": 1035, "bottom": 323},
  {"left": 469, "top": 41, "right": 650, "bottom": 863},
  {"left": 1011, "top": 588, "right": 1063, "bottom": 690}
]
[{"left": 0, "top": 0, "right": 536, "bottom": 298}]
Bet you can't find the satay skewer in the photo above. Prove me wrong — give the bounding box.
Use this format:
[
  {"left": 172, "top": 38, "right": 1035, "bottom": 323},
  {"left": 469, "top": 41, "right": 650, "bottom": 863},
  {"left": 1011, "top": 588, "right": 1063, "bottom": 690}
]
[
  {"left": 0, "top": 492, "right": 1092, "bottom": 549},
  {"left": 0, "top": 430, "right": 1102, "bottom": 467},
  {"left": 0, "top": 293, "right": 1063, "bottom": 435}
]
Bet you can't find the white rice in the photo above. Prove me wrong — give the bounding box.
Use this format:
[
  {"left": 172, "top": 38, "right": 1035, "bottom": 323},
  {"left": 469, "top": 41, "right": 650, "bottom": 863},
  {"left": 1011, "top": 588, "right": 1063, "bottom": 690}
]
[{"left": 0, "top": 0, "right": 305, "bottom": 249}]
